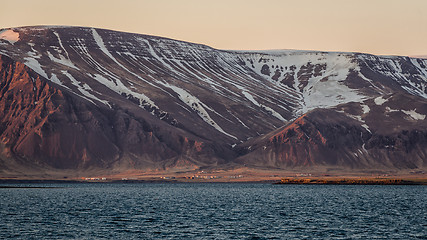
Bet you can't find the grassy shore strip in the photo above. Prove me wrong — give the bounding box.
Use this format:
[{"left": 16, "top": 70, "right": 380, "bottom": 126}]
[{"left": 275, "top": 178, "right": 427, "bottom": 185}]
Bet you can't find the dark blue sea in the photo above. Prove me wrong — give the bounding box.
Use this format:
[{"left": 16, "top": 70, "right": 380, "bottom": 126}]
[{"left": 0, "top": 183, "right": 425, "bottom": 239}]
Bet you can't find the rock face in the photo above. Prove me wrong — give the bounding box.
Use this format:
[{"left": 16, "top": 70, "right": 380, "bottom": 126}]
[
  {"left": 0, "top": 54, "right": 231, "bottom": 174},
  {"left": 0, "top": 26, "right": 426, "bottom": 176},
  {"left": 236, "top": 94, "right": 427, "bottom": 171}
]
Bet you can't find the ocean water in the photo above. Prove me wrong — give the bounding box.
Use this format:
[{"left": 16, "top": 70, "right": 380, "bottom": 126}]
[{"left": 0, "top": 183, "right": 425, "bottom": 239}]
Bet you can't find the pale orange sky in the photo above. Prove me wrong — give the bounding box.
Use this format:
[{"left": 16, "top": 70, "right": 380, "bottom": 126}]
[{"left": 1, "top": 0, "right": 426, "bottom": 56}]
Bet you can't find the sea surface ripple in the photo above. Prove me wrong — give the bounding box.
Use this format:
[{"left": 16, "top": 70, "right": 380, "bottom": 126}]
[{"left": 0, "top": 183, "right": 425, "bottom": 239}]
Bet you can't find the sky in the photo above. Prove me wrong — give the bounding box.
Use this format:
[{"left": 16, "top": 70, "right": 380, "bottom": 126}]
[{"left": 1, "top": 0, "right": 426, "bottom": 56}]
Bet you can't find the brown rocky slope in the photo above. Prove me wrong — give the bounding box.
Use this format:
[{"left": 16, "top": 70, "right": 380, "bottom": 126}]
[
  {"left": 0, "top": 54, "right": 233, "bottom": 176},
  {"left": 236, "top": 94, "right": 427, "bottom": 172}
]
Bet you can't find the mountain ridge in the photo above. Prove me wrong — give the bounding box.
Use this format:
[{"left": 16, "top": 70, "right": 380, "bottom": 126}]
[{"left": 4, "top": 25, "right": 423, "bottom": 59}]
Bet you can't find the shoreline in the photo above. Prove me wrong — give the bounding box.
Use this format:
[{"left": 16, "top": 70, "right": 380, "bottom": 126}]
[
  {"left": 275, "top": 178, "right": 426, "bottom": 185},
  {"left": 0, "top": 177, "right": 425, "bottom": 185},
  {"left": 1, "top": 167, "right": 426, "bottom": 185}
]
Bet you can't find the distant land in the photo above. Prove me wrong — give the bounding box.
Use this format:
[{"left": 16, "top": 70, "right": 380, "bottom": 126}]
[{"left": 0, "top": 26, "right": 426, "bottom": 181}]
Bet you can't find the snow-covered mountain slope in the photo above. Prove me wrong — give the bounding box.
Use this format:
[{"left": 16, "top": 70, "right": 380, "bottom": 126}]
[
  {"left": 1, "top": 26, "right": 426, "bottom": 143},
  {"left": 0, "top": 26, "right": 426, "bottom": 174}
]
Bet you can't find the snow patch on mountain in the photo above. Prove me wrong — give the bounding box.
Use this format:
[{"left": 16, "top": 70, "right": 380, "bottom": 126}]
[
  {"left": 164, "top": 83, "right": 237, "bottom": 139},
  {"left": 337, "top": 106, "right": 371, "bottom": 133},
  {"left": 410, "top": 58, "right": 427, "bottom": 78},
  {"left": 302, "top": 77, "right": 364, "bottom": 113},
  {"left": 385, "top": 107, "right": 400, "bottom": 114},
  {"left": 360, "top": 54, "right": 427, "bottom": 98},
  {"left": 401, "top": 85, "right": 427, "bottom": 98},
  {"left": 0, "top": 29, "right": 19, "bottom": 44},
  {"left": 374, "top": 96, "right": 388, "bottom": 105},
  {"left": 91, "top": 29, "right": 169, "bottom": 113},
  {"left": 90, "top": 73, "right": 157, "bottom": 111},
  {"left": 227, "top": 110, "right": 250, "bottom": 129},
  {"left": 92, "top": 29, "right": 164, "bottom": 90},
  {"left": 356, "top": 70, "right": 386, "bottom": 94},
  {"left": 52, "top": 31, "right": 70, "bottom": 58},
  {"left": 140, "top": 38, "right": 187, "bottom": 79},
  {"left": 26, "top": 43, "right": 41, "bottom": 58},
  {"left": 361, "top": 104, "right": 370, "bottom": 114},
  {"left": 24, "top": 57, "right": 48, "bottom": 79},
  {"left": 49, "top": 73, "right": 65, "bottom": 86},
  {"left": 62, "top": 70, "right": 109, "bottom": 106},
  {"left": 72, "top": 37, "right": 122, "bottom": 82},
  {"left": 92, "top": 28, "right": 132, "bottom": 75},
  {"left": 402, "top": 109, "right": 426, "bottom": 120},
  {"left": 241, "top": 91, "right": 286, "bottom": 122},
  {"left": 241, "top": 52, "right": 366, "bottom": 114},
  {"left": 47, "top": 51, "right": 79, "bottom": 70},
  {"left": 24, "top": 48, "right": 71, "bottom": 88}
]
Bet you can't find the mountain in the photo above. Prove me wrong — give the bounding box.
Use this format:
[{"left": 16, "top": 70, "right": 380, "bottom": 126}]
[{"left": 0, "top": 26, "right": 426, "bottom": 177}]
